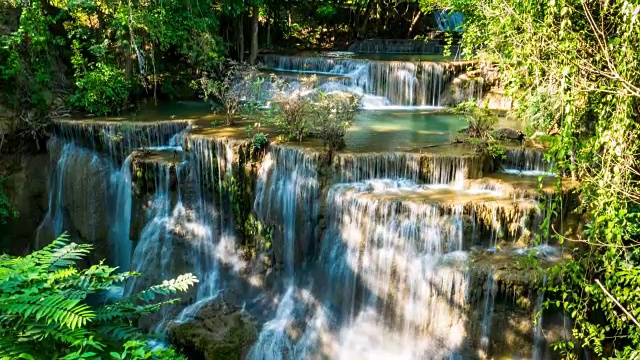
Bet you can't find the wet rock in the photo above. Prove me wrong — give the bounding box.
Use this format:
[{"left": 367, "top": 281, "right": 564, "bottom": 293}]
[
  {"left": 168, "top": 294, "right": 258, "bottom": 360},
  {"left": 492, "top": 128, "right": 524, "bottom": 141}
]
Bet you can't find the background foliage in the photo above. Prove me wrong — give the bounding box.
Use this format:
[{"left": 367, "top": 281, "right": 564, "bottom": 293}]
[{"left": 436, "top": 0, "right": 640, "bottom": 357}]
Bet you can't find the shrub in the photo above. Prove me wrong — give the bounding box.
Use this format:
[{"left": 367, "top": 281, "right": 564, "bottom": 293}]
[
  {"left": 195, "top": 61, "right": 263, "bottom": 125},
  {"left": 514, "top": 89, "right": 563, "bottom": 135},
  {"left": 0, "top": 177, "right": 18, "bottom": 224},
  {"left": 266, "top": 75, "right": 316, "bottom": 142},
  {"left": 252, "top": 132, "right": 268, "bottom": 151},
  {"left": 455, "top": 99, "right": 498, "bottom": 140},
  {"left": 70, "top": 63, "right": 130, "bottom": 116},
  {"left": 0, "top": 234, "right": 197, "bottom": 359},
  {"left": 312, "top": 91, "right": 360, "bottom": 155}
]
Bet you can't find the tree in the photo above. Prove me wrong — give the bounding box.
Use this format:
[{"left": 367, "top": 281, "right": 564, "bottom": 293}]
[
  {"left": 0, "top": 234, "right": 198, "bottom": 359},
  {"left": 444, "top": 0, "right": 640, "bottom": 357},
  {"left": 249, "top": 1, "right": 260, "bottom": 65}
]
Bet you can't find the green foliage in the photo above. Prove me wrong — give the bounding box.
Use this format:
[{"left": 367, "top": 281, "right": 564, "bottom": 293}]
[
  {"left": 0, "top": 177, "right": 19, "bottom": 225},
  {"left": 195, "top": 61, "right": 263, "bottom": 125},
  {"left": 0, "top": 234, "right": 197, "bottom": 359},
  {"left": 445, "top": 0, "right": 640, "bottom": 357},
  {"left": 316, "top": 4, "right": 337, "bottom": 17},
  {"left": 514, "top": 90, "right": 563, "bottom": 135},
  {"left": 1, "top": 0, "right": 222, "bottom": 120},
  {"left": 454, "top": 100, "right": 498, "bottom": 140},
  {"left": 485, "top": 139, "right": 505, "bottom": 160},
  {"left": 244, "top": 125, "right": 254, "bottom": 137},
  {"left": 70, "top": 63, "right": 130, "bottom": 115},
  {"left": 311, "top": 91, "right": 360, "bottom": 154},
  {"left": 266, "top": 76, "right": 316, "bottom": 142},
  {"left": 252, "top": 132, "right": 269, "bottom": 151}
]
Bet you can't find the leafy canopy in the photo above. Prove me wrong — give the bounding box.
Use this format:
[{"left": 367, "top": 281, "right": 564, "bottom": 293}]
[{"left": 442, "top": 0, "right": 640, "bottom": 357}]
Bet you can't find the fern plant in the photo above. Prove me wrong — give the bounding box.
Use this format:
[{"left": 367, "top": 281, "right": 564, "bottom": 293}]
[{"left": 0, "top": 234, "right": 198, "bottom": 360}]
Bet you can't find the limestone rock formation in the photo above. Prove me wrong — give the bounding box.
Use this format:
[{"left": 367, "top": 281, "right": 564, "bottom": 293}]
[{"left": 168, "top": 294, "right": 258, "bottom": 360}]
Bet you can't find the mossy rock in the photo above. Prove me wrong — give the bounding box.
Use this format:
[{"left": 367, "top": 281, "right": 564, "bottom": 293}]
[{"left": 168, "top": 294, "right": 258, "bottom": 360}]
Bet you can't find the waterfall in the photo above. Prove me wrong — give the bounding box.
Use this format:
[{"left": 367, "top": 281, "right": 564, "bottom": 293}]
[
  {"left": 532, "top": 275, "right": 549, "bottom": 359},
  {"left": 53, "top": 120, "right": 190, "bottom": 161},
  {"left": 173, "top": 137, "right": 243, "bottom": 322},
  {"left": 502, "top": 148, "right": 554, "bottom": 176},
  {"left": 425, "top": 156, "right": 476, "bottom": 187},
  {"left": 261, "top": 55, "right": 469, "bottom": 108},
  {"left": 479, "top": 271, "right": 497, "bottom": 357},
  {"left": 108, "top": 155, "right": 133, "bottom": 271},
  {"left": 336, "top": 153, "right": 423, "bottom": 182},
  {"left": 319, "top": 180, "right": 469, "bottom": 358},
  {"left": 254, "top": 145, "right": 321, "bottom": 276},
  {"left": 335, "top": 152, "right": 482, "bottom": 186},
  {"left": 38, "top": 121, "right": 190, "bottom": 267},
  {"left": 36, "top": 139, "right": 114, "bottom": 249},
  {"left": 250, "top": 179, "right": 472, "bottom": 359},
  {"left": 34, "top": 116, "right": 563, "bottom": 358}
]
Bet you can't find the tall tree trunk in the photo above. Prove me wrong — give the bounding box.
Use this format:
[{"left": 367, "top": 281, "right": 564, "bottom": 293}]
[
  {"left": 250, "top": 5, "right": 259, "bottom": 65},
  {"left": 266, "top": 5, "right": 271, "bottom": 47},
  {"left": 238, "top": 14, "right": 244, "bottom": 62},
  {"left": 358, "top": 0, "right": 375, "bottom": 39},
  {"left": 407, "top": 10, "right": 421, "bottom": 38}
]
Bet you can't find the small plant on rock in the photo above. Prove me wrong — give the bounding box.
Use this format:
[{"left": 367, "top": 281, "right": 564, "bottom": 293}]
[
  {"left": 311, "top": 91, "right": 360, "bottom": 157},
  {"left": 455, "top": 100, "right": 499, "bottom": 140},
  {"left": 194, "top": 61, "right": 263, "bottom": 125},
  {"left": 266, "top": 75, "right": 317, "bottom": 142},
  {"left": 252, "top": 132, "right": 268, "bottom": 152},
  {"left": 454, "top": 100, "right": 505, "bottom": 159}
]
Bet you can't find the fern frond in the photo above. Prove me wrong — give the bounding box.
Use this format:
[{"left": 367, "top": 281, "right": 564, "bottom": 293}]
[
  {"left": 33, "top": 234, "right": 92, "bottom": 270},
  {"left": 2, "top": 293, "right": 95, "bottom": 330},
  {"left": 18, "top": 322, "right": 92, "bottom": 344},
  {"left": 46, "top": 243, "right": 92, "bottom": 270},
  {"left": 96, "top": 323, "right": 142, "bottom": 341},
  {"left": 49, "top": 267, "right": 78, "bottom": 282},
  {"left": 0, "top": 336, "right": 36, "bottom": 360},
  {"left": 62, "top": 269, "right": 136, "bottom": 293},
  {"left": 135, "top": 273, "right": 198, "bottom": 303}
]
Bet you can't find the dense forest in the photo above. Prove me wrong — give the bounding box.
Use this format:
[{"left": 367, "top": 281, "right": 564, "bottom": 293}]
[{"left": 1, "top": 0, "right": 639, "bottom": 359}]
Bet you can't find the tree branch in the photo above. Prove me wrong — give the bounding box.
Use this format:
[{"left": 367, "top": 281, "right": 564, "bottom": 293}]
[{"left": 595, "top": 279, "right": 640, "bottom": 328}]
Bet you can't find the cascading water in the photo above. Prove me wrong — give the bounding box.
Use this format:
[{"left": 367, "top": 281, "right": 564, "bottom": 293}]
[
  {"left": 254, "top": 145, "right": 321, "bottom": 275},
  {"left": 33, "top": 109, "right": 567, "bottom": 359},
  {"left": 53, "top": 120, "right": 190, "bottom": 161},
  {"left": 251, "top": 179, "right": 472, "bottom": 359},
  {"left": 502, "top": 148, "right": 554, "bottom": 176},
  {"left": 109, "top": 155, "right": 133, "bottom": 270},
  {"left": 261, "top": 55, "right": 474, "bottom": 108},
  {"left": 479, "top": 271, "right": 497, "bottom": 356},
  {"left": 36, "top": 138, "right": 114, "bottom": 249},
  {"left": 173, "top": 137, "right": 244, "bottom": 322},
  {"left": 335, "top": 152, "right": 482, "bottom": 186},
  {"left": 532, "top": 275, "right": 549, "bottom": 359},
  {"left": 39, "top": 120, "right": 191, "bottom": 250},
  {"left": 336, "top": 152, "right": 423, "bottom": 182}
]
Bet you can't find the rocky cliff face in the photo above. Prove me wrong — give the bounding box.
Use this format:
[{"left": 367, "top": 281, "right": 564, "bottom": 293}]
[{"left": 0, "top": 150, "right": 49, "bottom": 254}]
